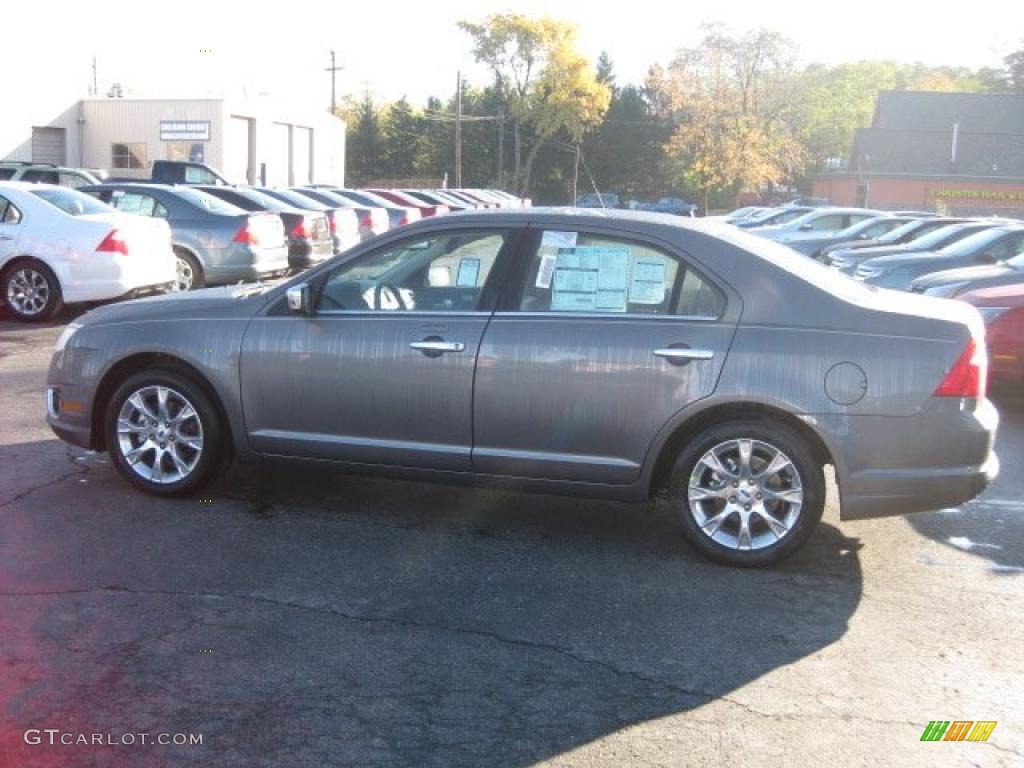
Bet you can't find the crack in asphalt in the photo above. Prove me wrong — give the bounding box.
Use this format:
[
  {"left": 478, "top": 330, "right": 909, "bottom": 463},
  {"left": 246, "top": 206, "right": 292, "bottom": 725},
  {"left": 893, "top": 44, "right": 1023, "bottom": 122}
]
[
  {"left": 0, "top": 446, "right": 90, "bottom": 509},
  {"left": 0, "top": 584, "right": 947, "bottom": 734}
]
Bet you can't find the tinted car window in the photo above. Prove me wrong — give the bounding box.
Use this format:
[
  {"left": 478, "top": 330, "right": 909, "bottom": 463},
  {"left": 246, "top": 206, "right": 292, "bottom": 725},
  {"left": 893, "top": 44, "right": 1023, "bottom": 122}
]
[
  {"left": 21, "top": 170, "right": 59, "bottom": 184},
  {"left": 940, "top": 228, "right": 1012, "bottom": 257},
  {"left": 0, "top": 169, "right": 16, "bottom": 180},
  {"left": 319, "top": 230, "right": 510, "bottom": 313},
  {"left": 172, "top": 187, "right": 245, "bottom": 214},
  {"left": 518, "top": 231, "right": 724, "bottom": 318},
  {"left": 31, "top": 187, "right": 111, "bottom": 216}
]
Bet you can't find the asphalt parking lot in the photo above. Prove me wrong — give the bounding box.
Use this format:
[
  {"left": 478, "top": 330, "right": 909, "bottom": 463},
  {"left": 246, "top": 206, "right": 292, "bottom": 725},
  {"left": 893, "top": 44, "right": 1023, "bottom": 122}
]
[{"left": 1, "top": 312, "right": 1022, "bottom": 768}]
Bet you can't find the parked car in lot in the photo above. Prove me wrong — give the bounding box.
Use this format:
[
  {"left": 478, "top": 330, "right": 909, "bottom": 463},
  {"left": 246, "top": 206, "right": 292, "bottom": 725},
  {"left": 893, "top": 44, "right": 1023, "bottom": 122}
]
[
  {"left": 641, "top": 197, "right": 698, "bottom": 217},
  {"left": 856, "top": 224, "right": 1024, "bottom": 290},
  {"left": 792, "top": 216, "right": 914, "bottom": 259},
  {"left": 288, "top": 187, "right": 388, "bottom": 242},
  {"left": 819, "top": 217, "right": 967, "bottom": 261},
  {"left": 196, "top": 186, "right": 334, "bottom": 271},
  {"left": 910, "top": 247, "right": 1024, "bottom": 298},
  {"left": 365, "top": 188, "right": 449, "bottom": 218},
  {"left": 402, "top": 189, "right": 474, "bottom": 212},
  {"left": 246, "top": 187, "right": 359, "bottom": 257},
  {"left": 733, "top": 206, "right": 814, "bottom": 229},
  {"left": 83, "top": 183, "right": 289, "bottom": 291},
  {"left": 0, "top": 162, "right": 100, "bottom": 189},
  {"left": 323, "top": 189, "right": 421, "bottom": 230},
  {"left": 1, "top": 182, "right": 175, "bottom": 320},
  {"left": 960, "top": 283, "right": 1024, "bottom": 386},
  {"left": 723, "top": 206, "right": 770, "bottom": 223},
  {"left": 575, "top": 192, "right": 620, "bottom": 208},
  {"left": 828, "top": 221, "right": 995, "bottom": 275},
  {"left": 751, "top": 207, "right": 883, "bottom": 244},
  {"left": 45, "top": 210, "right": 998, "bottom": 567}
]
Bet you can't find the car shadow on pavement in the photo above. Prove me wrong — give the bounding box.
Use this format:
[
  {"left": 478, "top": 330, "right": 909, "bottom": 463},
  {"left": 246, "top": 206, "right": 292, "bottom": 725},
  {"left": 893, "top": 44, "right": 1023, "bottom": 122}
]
[
  {"left": 2, "top": 449, "right": 863, "bottom": 768},
  {"left": 905, "top": 390, "right": 1024, "bottom": 573}
]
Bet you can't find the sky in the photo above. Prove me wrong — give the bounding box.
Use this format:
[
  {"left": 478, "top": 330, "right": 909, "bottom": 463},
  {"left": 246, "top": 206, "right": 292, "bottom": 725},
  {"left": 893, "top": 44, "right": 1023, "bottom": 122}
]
[{"left": 6, "top": 0, "right": 1021, "bottom": 108}]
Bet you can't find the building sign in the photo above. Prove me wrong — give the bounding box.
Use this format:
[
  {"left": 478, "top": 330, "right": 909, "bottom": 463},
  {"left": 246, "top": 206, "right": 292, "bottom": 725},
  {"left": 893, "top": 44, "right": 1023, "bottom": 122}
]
[
  {"left": 159, "top": 121, "right": 211, "bottom": 142},
  {"left": 931, "top": 188, "right": 1024, "bottom": 203}
]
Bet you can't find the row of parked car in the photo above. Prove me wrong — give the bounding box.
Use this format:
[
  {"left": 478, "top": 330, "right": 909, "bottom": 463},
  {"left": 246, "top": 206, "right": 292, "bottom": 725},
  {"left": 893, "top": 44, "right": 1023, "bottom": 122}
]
[
  {"left": 723, "top": 204, "right": 1024, "bottom": 386},
  {"left": 0, "top": 161, "right": 528, "bottom": 320}
]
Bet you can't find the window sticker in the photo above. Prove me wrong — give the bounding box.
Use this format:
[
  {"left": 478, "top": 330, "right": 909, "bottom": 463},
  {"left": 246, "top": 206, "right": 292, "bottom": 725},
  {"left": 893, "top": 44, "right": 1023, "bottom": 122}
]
[
  {"left": 541, "top": 230, "right": 578, "bottom": 249},
  {"left": 551, "top": 246, "right": 629, "bottom": 312},
  {"left": 629, "top": 257, "right": 668, "bottom": 304},
  {"left": 456, "top": 257, "right": 481, "bottom": 287},
  {"left": 536, "top": 253, "right": 557, "bottom": 288}
]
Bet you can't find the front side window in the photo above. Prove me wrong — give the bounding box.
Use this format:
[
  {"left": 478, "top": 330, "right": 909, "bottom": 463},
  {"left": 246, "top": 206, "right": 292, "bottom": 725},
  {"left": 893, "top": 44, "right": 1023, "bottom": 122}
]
[
  {"left": 318, "top": 230, "right": 511, "bottom": 313},
  {"left": 112, "top": 143, "right": 148, "bottom": 169},
  {"left": 184, "top": 166, "right": 217, "bottom": 184},
  {"left": 0, "top": 168, "right": 15, "bottom": 180},
  {"left": 518, "top": 231, "right": 724, "bottom": 318}
]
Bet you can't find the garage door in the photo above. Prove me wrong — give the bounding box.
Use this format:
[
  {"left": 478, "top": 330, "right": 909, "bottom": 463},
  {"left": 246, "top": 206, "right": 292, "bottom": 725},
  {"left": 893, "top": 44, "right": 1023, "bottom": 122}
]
[
  {"left": 32, "top": 127, "right": 66, "bottom": 165},
  {"left": 226, "top": 116, "right": 252, "bottom": 183},
  {"left": 293, "top": 127, "right": 312, "bottom": 186},
  {"left": 267, "top": 123, "right": 290, "bottom": 186}
]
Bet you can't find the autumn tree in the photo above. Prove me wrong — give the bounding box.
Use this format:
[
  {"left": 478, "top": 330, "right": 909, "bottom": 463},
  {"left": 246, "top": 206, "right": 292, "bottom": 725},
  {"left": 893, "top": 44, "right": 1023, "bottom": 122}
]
[
  {"left": 660, "top": 25, "right": 805, "bottom": 210},
  {"left": 459, "top": 14, "right": 611, "bottom": 195}
]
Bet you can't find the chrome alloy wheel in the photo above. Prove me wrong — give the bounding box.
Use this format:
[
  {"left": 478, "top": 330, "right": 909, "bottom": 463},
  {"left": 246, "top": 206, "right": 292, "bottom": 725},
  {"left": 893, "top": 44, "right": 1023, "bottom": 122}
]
[
  {"left": 175, "top": 256, "right": 195, "bottom": 291},
  {"left": 687, "top": 439, "right": 803, "bottom": 551},
  {"left": 7, "top": 268, "right": 51, "bottom": 316},
  {"left": 116, "top": 385, "right": 204, "bottom": 484}
]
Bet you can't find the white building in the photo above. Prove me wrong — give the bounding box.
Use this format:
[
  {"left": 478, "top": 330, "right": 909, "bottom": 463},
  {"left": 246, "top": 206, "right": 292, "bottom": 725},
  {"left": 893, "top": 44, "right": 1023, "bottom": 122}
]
[{"left": 2, "top": 96, "right": 345, "bottom": 186}]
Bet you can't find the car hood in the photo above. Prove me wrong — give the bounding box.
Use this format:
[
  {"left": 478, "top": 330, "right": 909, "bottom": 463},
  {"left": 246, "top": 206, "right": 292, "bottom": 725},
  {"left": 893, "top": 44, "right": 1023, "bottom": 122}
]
[
  {"left": 76, "top": 283, "right": 279, "bottom": 327},
  {"left": 911, "top": 263, "right": 1015, "bottom": 289}
]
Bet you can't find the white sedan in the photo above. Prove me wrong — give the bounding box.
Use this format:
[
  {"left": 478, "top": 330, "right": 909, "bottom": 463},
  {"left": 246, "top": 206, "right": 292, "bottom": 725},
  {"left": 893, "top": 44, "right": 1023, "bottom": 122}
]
[{"left": 0, "top": 182, "right": 176, "bottom": 321}]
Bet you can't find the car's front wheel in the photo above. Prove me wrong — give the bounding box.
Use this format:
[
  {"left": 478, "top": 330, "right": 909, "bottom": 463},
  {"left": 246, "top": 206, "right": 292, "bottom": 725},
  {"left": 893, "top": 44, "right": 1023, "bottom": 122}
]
[
  {"left": 105, "top": 369, "right": 226, "bottom": 496},
  {"left": 3, "top": 260, "right": 63, "bottom": 321},
  {"left": 669, "top": 419, "right": 825, "bottom": 567}
]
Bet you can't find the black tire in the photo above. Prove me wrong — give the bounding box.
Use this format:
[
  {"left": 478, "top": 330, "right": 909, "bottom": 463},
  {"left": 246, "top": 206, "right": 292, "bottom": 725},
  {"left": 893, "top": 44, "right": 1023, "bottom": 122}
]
[
  {"left": 668, "top": 419, "right": 825, "bottom": 567},
  {"left": 3, "top": 260, "right": 64, "bottom": 321},
  {"left": 105, "top": 368, "right": 227, "bottom": 496},
  {"left": 174, "top": 248, "right": 205, "bottom": 291}
]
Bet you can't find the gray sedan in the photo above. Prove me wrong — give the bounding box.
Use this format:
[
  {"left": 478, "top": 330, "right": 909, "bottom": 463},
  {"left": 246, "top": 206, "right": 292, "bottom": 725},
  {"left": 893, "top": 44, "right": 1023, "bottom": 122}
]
[
  {"left": 45, "top": 210, "right": 998, "bottom": 567},
  {"left": 83, "top": 183, "right": 290, "bottom": 290}
]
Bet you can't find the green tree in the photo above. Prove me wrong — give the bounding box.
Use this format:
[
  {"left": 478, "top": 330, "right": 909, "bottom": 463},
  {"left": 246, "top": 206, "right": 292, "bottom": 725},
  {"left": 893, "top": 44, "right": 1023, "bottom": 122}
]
[
  {"left": 381, "top": 97, "right": 423, "bottom": 180},
  {"left": 459, "top": 14, "right": 611, "bottom": 195},
  {"left": 344, "top": 93, "right": 384, "bottom": 185}
]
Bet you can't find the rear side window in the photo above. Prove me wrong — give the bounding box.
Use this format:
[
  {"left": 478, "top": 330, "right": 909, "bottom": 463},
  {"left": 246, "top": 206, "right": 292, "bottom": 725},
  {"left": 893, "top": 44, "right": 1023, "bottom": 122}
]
[
  {"left": 0, "top": 168, "right": 15, "bottom": 180},
  {"left": 0, "top": 195, "right": 23, "bottom": 224},
  {"left": 518, "top": 231, "right": 725, "bottom": 318},
  {"left": 109, "top": 191, "right": 169, "bottom": 218},
  {"left": 21, "top": 169, "right": 59, "bottom": 184}
]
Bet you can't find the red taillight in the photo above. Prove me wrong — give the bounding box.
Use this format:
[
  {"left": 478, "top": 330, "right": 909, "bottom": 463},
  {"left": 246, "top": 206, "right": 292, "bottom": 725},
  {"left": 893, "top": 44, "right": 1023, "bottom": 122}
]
[
  {"left": 935, "top": 338, "right": 987, "bottom": 398},
  {"left": 96, "top": 229, "right": 129, "bottom": 255},
  {"left": 291, "top": 217, "right": 312, "bottom": 239},
  {"left": 360, "top": 215, "right": 372, "bottom": 230},
  {"left": 233, "top": 220, "right": 259, "bottom": 245},
  {"left": 327, "top": 214, "right": 337, "bottom": 233},
  {"left": 398, "top": 214, "right": 409, "bottom": 226}
]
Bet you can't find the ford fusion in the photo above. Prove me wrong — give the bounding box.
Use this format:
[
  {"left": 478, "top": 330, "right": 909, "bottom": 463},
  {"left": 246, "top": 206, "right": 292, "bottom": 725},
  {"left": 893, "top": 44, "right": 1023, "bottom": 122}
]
[{"left": 46, "top": 210, "right": 999, "bottom": 566}]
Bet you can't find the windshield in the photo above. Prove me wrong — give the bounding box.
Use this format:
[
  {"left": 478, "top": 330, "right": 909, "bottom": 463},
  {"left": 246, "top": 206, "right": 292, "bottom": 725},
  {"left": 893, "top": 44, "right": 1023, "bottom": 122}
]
[
  {"left": 174, "top": 187, "right": 246, "bottom": 214},
  {"left": 227, "top": 187, "right": 293, "bottom": 213},
  {"left": 32, "top": 187, "right": 111, "bottom": 216},
  {"left": 876, "top": 219, "right": 932, "bottom": 243},
  {"left": 755, "top": 208, "right": 810, "bottom": 226},
  {"left": 261, "top": 188, "right": 330, "bottom": 210},
  {"left": 938, "top": 228, "right": 1009, "bottom": 256},
  {"left": 903, "top": 223, "right": 980, "bottom": 250}
]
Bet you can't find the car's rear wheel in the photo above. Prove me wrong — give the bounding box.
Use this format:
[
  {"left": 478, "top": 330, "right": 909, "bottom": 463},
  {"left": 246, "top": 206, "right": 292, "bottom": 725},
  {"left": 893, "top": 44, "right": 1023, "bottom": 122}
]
[
  {"left": 668, "top": 420, "right": 825, "bottom": 567},
  {"left": 174, "top": 249, "right": 204, "bottom": 291},
  {"left": 3, "top": 260, "right": 63, "bottom": 321},
  {"left": 105, "top": 369, "right": 226, "bottom": 496}
]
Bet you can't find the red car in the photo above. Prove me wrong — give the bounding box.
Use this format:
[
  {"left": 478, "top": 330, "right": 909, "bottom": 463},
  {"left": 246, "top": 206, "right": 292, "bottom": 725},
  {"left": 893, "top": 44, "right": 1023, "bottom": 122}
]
[
  {"left": 960, "top": 282, "right": 1024, "bottom": 386},
  {"left": 364, "top": 189, "right": 448, "bottom": 218}
]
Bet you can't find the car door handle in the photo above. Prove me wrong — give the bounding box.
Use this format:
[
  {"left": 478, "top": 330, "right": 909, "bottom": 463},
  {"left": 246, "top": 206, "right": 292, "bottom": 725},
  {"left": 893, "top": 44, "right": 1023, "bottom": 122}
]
[
  {"left": 410, "top": 340, "right": 465, "bottom": 354},
  {"left": 653, "top": 347, "right": 714, "bottom": 362}
]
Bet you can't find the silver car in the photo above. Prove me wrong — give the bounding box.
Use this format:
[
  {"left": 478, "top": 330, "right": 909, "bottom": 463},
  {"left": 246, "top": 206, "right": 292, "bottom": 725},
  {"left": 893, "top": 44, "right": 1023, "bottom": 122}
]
[{"left": 46, "top": 210, "right": 999, "bottom": 566}]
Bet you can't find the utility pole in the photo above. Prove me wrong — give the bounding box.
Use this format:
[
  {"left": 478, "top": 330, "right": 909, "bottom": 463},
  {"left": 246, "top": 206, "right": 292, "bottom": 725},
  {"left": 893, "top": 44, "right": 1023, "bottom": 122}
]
[
  {"left": 91, "top": 56, "right": 98, "bottom": 96},
  {"left": 571, "top": 143, "right": 581, "bottom": 204},
  {"left": 325, "top": 51, "right": 343, "bottom": 114},
  {"left": 454, "top": 71, "right": 463, "bottom": 188},
  {"left": 496, "top": 110, "right": 505, "bottom": 189}
]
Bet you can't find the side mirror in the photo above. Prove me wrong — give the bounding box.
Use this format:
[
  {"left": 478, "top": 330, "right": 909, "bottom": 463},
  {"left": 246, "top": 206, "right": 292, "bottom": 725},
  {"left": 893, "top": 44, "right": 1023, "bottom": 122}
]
[{"left": 287, "top": 283, "right": 312, "bottom": 315}]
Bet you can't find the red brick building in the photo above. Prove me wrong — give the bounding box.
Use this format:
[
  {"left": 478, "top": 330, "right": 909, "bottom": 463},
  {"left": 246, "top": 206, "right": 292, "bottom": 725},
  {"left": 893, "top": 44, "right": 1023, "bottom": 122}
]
[{"left": 812, "top": 91, "right": 1024, "bottom": 218}]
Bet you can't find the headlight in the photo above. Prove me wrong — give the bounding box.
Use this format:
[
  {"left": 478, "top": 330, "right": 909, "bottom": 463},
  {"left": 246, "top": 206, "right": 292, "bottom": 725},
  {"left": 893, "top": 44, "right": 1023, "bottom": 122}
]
[
  {"left": 54, "top": 323, "right": 82, "bottom": 353},
  {"left": 923, "top": 281, "right": 970, "bottom": 298},
  {"left": 977, "top": 306, "right": 1010, "bottom": 325}
]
